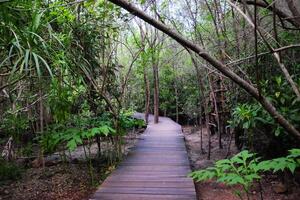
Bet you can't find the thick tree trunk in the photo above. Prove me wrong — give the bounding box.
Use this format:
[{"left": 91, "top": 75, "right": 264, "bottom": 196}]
[
  {"left": 286, "top": 0, "right": 300, "bottom": 27},
  {"left": 234, "top": 0, "right": 300, "bottom": 28},
  {"left": 107, "top": 0, "right": 300, "bottom": 140}
]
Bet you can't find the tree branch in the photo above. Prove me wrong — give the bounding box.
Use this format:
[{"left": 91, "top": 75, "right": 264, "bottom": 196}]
[{"left": 107, "top": 0, "right": 300, "bottom": 140}]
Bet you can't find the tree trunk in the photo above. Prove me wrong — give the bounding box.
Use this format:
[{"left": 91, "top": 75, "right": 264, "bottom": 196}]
[
  {"left": 39, "top": 88, "right": 44, "bottom": 133},
  {"left": 286, "top": 0, "right": 300, "bottom": 27},
  {"left": 173, "top": 65, "right": 179, "bottom": 123},
  {"left": 153, "top": 63, "right": 159, "bottom": 124},
  {"left": 144, "top": 66, "right": 150, "bottom": 124},
  {"left": 191, "top": 54, "right": 205, "bottom": 153}
]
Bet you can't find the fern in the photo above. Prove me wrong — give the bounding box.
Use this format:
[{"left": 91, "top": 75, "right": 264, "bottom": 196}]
[{"left": 190, "top": 149, "right": 300, "bottom": 199}]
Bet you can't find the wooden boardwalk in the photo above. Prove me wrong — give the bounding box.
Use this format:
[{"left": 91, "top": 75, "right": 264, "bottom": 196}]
[{"left": 90, "top": 115, "right": 197, "bottom": 200}]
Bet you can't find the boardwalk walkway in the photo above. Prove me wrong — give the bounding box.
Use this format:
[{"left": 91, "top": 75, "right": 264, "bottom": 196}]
[{"left": 90, "top": 115, "right": 197, "bottom": 200}]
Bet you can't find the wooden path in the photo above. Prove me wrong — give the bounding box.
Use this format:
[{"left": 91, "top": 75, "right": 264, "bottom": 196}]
[{"left": 90, "top": 115, "right": 197, "bottom": 200}]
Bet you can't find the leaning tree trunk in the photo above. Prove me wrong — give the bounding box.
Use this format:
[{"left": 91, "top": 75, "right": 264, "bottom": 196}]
[{"left": 107, "top": 0, "right": 300, "bottom": 141}]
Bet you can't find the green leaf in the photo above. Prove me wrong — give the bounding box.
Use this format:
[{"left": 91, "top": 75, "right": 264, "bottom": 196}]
[
  {"left": 32, "top": 12, "right": 43, "bottom": 31},
  {"left": 189, "top": 169, "right": 216, "bottom": 182},
  {"left": 32, "top": 53, "right": 41, "bottom": 77},
  {"left": 37, "top": 54, "right": 53, "bottom": 77},
  {"left": 90, "top": 127, "right": 100, "bottom": 137},
  {"left": 24, "top": 49, "right": 30, "bottom": 72},
  {"left": 274, "top": 127, "right": 281, "bottom": 136},
  {"left": 287, "top": 162, "right": 297, "bottom": 173},
  {"left": 288, "top": 149, "right": 300, "bottom": 158},
  {"left": 245, "top": 174, "right": 261, "bottom": 182},
  {"left": 67, "top": 139, "right": 77, "bottom": 151},
  {"left": 275, "top": 76, "right": 282, "bottom": 86},
  {"left": 217, "top": 173, "right": 245, "bottom": 185}
]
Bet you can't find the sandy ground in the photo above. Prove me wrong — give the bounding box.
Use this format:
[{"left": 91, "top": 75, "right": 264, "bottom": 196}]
[{"left": 182, "top": 126, "right": 300, "bottom": 200}]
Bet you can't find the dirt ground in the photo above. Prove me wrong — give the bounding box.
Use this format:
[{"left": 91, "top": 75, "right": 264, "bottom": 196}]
[
  {"left": 1, "top": 164, "right": 104, "bottom": 200},
  {"left": 0, "top": 128, "right": 143, "bottom": 200},
  {"left": 182, "top": 126, "right": 300, "bottom": 200}
]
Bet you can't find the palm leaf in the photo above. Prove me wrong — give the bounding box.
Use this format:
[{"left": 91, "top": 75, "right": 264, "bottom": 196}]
[
  {"left": 32, "top": 52, "right": 41, "bottom": 77},
  {"left": 37, "top": 54, "right": 53, "bottom": 77},
  {"left": 24, "top": 49, "right": 30, "bottom": 72}
]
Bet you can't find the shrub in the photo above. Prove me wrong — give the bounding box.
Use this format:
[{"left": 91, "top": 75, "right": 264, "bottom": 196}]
[{"left": 0, "top": 159, "right": 23, "bottom": 182}]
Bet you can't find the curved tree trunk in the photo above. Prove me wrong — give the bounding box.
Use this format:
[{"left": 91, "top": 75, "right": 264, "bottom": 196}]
[{"left": 107, "top": 0, "right": 300, "bottom": 140}]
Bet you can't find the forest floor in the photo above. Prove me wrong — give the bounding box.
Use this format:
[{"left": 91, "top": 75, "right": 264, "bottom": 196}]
[
  {"left": 182, "top": 126, "right": 300, "bottom": 200},
  {"left": 0, "top": 129, "right": 144, "bottom": 200},
  {"left": 2, "top": 125, "right": 300, "bottom": 200}
]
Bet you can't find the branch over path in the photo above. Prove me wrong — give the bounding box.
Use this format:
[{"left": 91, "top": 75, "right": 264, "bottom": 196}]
[{"left": 107, "top": 0, "right": 300, "bottom": 140}]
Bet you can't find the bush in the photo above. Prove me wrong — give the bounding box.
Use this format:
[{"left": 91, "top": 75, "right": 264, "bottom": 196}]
[{"left": 0, "top": 159, "right": 23, "bottom": 182}]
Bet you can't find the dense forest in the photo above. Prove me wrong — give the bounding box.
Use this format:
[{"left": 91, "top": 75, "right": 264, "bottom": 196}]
[{"left": 1, "top": 0, "right": 300, "bottom": 199}]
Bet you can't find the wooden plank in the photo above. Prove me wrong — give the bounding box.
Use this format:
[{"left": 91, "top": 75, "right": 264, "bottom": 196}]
[
  {"left": 115, "top": 165, "right": 191, "bottom": 171},
  {"left": 90, "top": 193, "right": 196, "bottom": 200},
  {"left": 95, "top": 187, "right": 195, "bottom": 195},
  {"left": 126, "top": 151, "right": 188, "bottom": 157},
  {"left": 105, "top": 176, "right": 193, "bottom": 182},
  {"left": 100, "top": 180, "right": 195, "bottom": 188},
  {"left": 124, "top": 157, "right": 190, "bottom": 162},
  {"left": 113, "top": 169, "right": 191, "bottom": 174},
  {"left": 91, "top": 116, "right": 197, "bottom": 200}
]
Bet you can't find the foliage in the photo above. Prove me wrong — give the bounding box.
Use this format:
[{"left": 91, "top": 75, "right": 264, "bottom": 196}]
[
  {"left": 229, "top": 76, "right": 300, "bottom": 150},
  {"left": 256, "top": 149, "right": 300, "bottom": 174},
  {"left": 39, "top": 115, "right": 116, "bottom": 153},
  {"left": 190, "top": 151, "right": 261, "bottom": 192},
  {"left": 48, "top": 79, "right": 74, "bottom": 123},
  {"left": 119, "top": 110, "right": 146, "bottom": 131},
  {"left": 0, "top": 159, "right": 23, "bottom": 182},
  {"left": 18, "top": 143, "right": 34, "bottom": 157},
  {"left": 229, "top": 103, "right": 270, "bottom": 130},
  {"left": 39, "top": 110, "right": 144, "bottom": 153},
  {"left": 0, "top": 108, "right": 29, "bottom": 141},
  {"left": 190, "top": 149, "right": 300, "bottom": 198}
]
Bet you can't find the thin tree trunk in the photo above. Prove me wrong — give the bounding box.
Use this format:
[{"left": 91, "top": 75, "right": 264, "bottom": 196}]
[
  {"left": 39, "top": 88, "right": 44, "bottom": 133},
  {"left": 232, "top": 8, "right": 241, "bottom": 57},
  {"left": 144, "top": 66, "right": 150, "bottom": 124},
  {"left": 189, "top": 51, "right": 207, "bottom": 153},
  {"left": 173, "top": 65, "right": 179, "bottom": 123},
  {"left": 207, "top": 74, "right": 222, "bottom": 148},
  {"left": 206, "top": 99, "right": 211, "bottom": 160},
  {"left": 205, "top": 0, "right": 224, "bottom": 148},
  {"left": 153, "top": 62, "right": 159, "bottom": 124}
]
